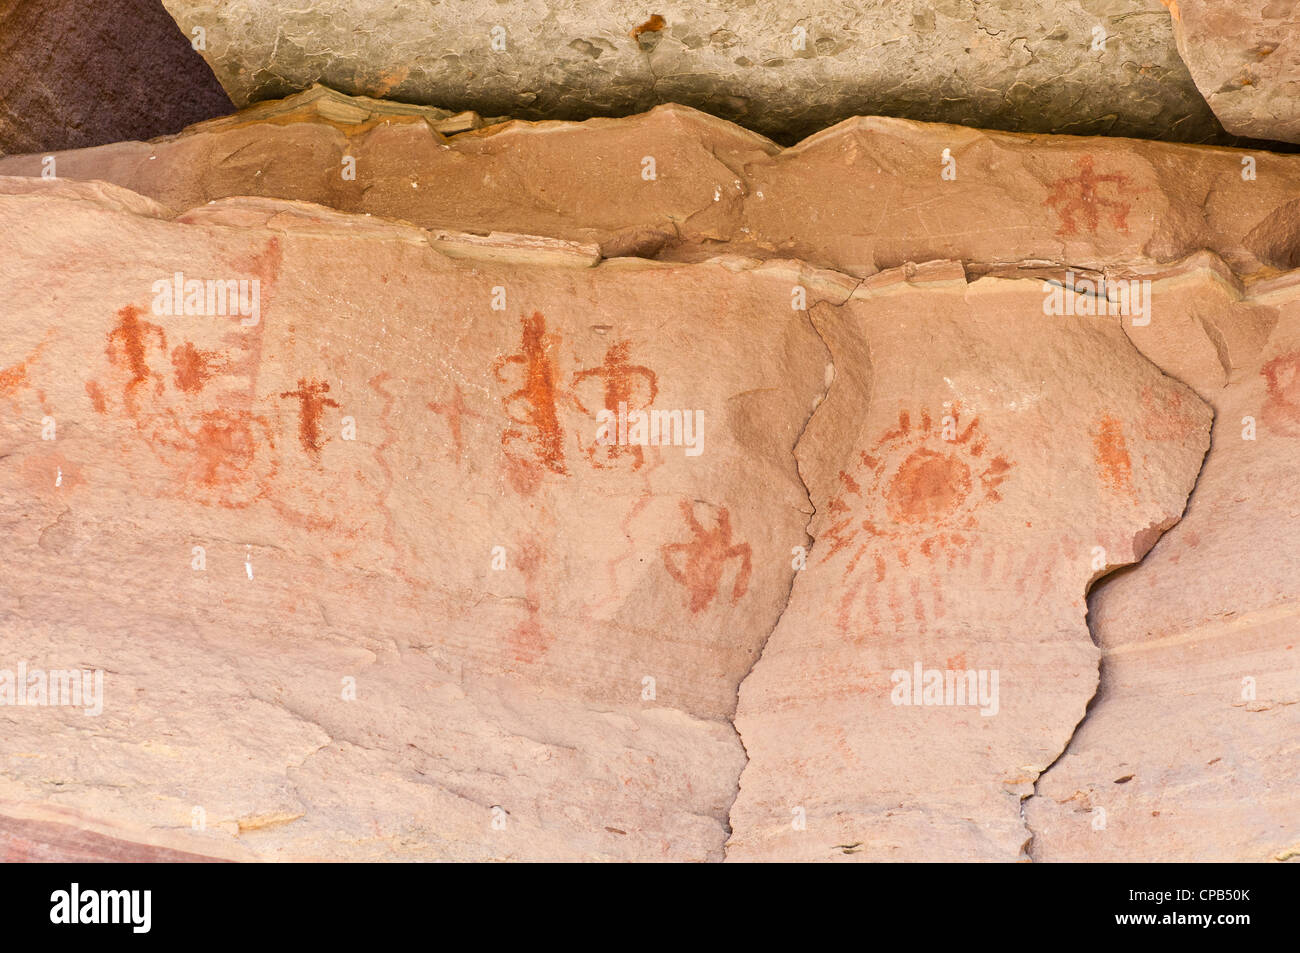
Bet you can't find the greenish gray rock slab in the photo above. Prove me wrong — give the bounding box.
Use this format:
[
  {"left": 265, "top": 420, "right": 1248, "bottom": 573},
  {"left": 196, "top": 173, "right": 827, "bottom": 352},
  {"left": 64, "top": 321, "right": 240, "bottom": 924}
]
[{"left": 160, "top": 0, "right": 1224, "bottom": 145}]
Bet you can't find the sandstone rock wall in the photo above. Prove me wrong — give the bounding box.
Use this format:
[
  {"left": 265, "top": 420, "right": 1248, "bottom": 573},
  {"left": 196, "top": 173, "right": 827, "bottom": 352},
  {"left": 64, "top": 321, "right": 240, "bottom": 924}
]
[{"left": 2, "top": 86, "right": 1298, "bottom": 862}]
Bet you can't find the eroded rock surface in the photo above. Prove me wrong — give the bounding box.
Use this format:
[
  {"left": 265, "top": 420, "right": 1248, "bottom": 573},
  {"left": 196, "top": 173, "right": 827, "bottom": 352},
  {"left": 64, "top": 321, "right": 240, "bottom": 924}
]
[
  {"left": 1, "top": 91, "right": 1297, "bottom": 862},
  {"left": 727, "top": 262, "right": 1210, "bottom": 861},
  {"left": 0, "top": 178, "right": 827, "bottom": 860},
  {"left": 1166, "top": 1, "right": 1300, "bottom": 145}
]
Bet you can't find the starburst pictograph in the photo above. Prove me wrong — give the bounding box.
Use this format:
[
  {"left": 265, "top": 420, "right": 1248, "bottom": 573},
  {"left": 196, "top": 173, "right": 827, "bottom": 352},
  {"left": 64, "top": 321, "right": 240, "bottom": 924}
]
[{"left": 820, "top": 409, "right": 1013, "bottom": 574}]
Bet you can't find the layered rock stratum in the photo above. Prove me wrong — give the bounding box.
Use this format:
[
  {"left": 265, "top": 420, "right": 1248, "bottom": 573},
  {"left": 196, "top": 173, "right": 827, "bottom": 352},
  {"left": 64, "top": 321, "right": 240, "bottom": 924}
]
[{"left": 5, "top": 86, "right": 1300, "bottom": 281}]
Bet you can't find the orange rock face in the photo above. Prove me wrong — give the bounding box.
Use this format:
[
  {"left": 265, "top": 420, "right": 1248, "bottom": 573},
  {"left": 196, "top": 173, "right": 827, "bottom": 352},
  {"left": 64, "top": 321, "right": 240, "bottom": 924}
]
[{"left": 0, "top": 91, "right": 1297, "bottom": 862}]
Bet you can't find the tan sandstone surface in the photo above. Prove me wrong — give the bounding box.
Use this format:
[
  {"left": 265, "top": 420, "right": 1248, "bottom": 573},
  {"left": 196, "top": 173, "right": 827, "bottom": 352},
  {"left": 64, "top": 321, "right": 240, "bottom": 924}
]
[{"left": 727, "top": 262, "right": 1210, "bottom": 861}]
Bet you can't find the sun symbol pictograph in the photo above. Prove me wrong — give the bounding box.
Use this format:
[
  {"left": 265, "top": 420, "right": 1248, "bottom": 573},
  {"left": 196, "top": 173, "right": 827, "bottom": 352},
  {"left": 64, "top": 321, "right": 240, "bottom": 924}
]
[{"left": 820, "top": 409, "right": 1013, "bottom": 574}]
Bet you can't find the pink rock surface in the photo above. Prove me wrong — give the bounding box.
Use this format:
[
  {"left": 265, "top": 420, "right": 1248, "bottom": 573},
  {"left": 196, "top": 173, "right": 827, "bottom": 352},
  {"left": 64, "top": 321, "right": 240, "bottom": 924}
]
[
  {"left": 1027, "top": 262, "right": 1300, "bottom": 861},
  {"left": 0, "top": 178, "right": 827, "bottom": 860},
  {"left": 0, "top": 809, "right": 230, "bottom": 862},
  {"left": 1, "top": 93, "right": 1297, "bottom": 862},
  {"left": 727, "top": 262, "right": 1211, "bottom": 861}
]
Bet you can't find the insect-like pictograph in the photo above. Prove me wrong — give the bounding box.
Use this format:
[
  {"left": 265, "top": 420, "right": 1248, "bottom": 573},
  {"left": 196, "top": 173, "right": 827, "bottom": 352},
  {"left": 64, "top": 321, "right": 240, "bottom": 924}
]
[
  {"left": 1044, "top": 155, "right": 1135, "bottom": 237},
  {"left": 661, "top": 500, "right": 753, "bottom": 613},
  {"left": 572, "top": 339, "right": 659, "bottom": 469},
  {"left": 492, "top": 312, "right": 578, "bottom": 488}
]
